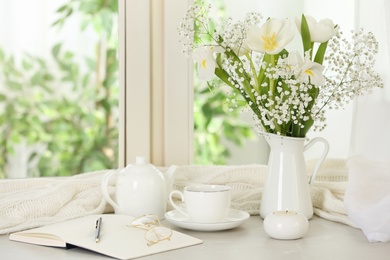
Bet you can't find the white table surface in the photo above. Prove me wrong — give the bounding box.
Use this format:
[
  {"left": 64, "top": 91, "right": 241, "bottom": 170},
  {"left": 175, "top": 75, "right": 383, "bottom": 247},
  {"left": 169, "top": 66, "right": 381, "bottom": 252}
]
[{"left": 1, "top": 216, "right": 389, "bottom": 260}]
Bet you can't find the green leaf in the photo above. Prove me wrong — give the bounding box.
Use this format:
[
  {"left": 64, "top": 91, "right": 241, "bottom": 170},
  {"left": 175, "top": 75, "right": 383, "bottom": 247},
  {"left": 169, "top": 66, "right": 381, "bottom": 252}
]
[
  {"left": 314, "top": 41, "right": 328, "bottom": 64},
  {"left": 44, "top": 73, "right": 54, "bottom": 81},
  {"left": 85, "top": 57, "right": 96, "bottom": 70},
  {"left": 300, "top": 14, "right": 312, "bottom": 54},
  {"left": 65, "top": 8, "right": 73, "bottom": 19},
  {"left": 103, "top": 77, "right": 115, "bottom": 88},
  {"left": 257, "top": 54, "right": 269, "bottom": 80},
  {"left": 82, "top": 74, "right": 90, "bottom": 87},
  {"left": 215, "top": 68, "right": 235, "bottom": 89},
  {"left": 52, "top": 43, "right": 62, "bottom": 58},
  {"left": 51, "top": 19, "right": 64, "bottom": 28},
  {"left": 0, "top": 48, "right": 5, "bottom": 61},
  {"left": 79, "top": 1, "right": 100, "bottom": 14},
  {"left": 64, "top": 51, "right": 74, "bottom": 60},
  {"left": 22, "top": 59, "right": 32, "bottom": 71},
  {"left": 6, "top": 80, "right": 23, "bottom": 90},
  {"left": 55, "top": 4, "right": 68, "bottom": 13},
  {"left": 106, "top": 61, "right": 118, "bottom": 74},
  {"left": 31, "top": 72, "right": 43, "bottom": 86},
  {"left": 299, "top": 118, "right": 314, "bottom": 138}
]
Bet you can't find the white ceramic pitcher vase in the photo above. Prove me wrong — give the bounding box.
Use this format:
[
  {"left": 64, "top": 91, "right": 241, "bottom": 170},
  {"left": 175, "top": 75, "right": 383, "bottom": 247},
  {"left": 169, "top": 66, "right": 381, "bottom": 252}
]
[{"left": 260, "top": 134, "right": 329, "bottom": 219}]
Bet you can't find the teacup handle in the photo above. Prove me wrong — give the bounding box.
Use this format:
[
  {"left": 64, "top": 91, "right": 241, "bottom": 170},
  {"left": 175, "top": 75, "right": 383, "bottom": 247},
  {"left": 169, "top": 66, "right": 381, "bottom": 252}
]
[
  {"left": 304, "top": 137, "right": 329, "bottom": 186},
  {"left": 169, "top": 190, "right": 189, "bottom": 217}
]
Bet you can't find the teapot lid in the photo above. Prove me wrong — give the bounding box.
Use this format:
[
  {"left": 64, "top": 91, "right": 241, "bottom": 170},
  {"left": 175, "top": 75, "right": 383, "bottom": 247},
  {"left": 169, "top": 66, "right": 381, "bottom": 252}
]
[{"left": 123, "top": 156, "right": 158, "bottom": 174}]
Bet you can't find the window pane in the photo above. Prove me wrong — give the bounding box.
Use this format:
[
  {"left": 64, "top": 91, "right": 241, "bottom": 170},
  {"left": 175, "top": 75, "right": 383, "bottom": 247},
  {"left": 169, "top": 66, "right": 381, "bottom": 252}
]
[
  {"left": 193, "top": 0, "right": 274, "bottom": 165},
  {"left": 0, "top": 0, "right": 119, "bottom": 178}
]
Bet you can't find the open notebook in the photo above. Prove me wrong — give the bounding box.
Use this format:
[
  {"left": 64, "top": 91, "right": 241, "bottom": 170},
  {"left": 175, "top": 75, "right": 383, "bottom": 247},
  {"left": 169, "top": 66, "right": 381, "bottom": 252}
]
[{"left": 9, "top": 214, "right": 203, "bottom": 260}]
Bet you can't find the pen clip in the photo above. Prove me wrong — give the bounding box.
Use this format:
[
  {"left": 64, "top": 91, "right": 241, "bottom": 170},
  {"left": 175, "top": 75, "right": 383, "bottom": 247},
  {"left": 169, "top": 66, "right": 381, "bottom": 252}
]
[{"left": 95, "top": 217, "right": 102, "bottom": 243}]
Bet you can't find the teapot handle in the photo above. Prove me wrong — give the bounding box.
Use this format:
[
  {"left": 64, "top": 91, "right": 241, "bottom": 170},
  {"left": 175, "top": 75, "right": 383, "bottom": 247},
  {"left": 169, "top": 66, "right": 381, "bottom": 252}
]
[
  {"left": 101, "top": 170, "right": 120, "bottom": 213},
  {"left": 304, "top": 137, "right": 329, "bottom": 186}
]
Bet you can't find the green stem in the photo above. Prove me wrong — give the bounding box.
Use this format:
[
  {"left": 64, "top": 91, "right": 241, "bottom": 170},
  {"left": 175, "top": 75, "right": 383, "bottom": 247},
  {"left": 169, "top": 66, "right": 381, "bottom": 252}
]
[
  {"left": 269, "top": 55, "right": 276, "bottom": 96},
  {"left": 309, "top": 42, "right": 314, "bottom": 59},
  {"left": 246, "top": 53, "right": 259, "bottom": 93}
]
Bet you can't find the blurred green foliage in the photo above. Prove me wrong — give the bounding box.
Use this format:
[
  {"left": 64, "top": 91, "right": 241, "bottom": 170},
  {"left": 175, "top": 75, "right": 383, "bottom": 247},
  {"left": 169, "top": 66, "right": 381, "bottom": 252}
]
[
  {"left": 193, "top": 0, "right": 255, "bottom": 165},
  {"left": 0, "top": 0, "right": 255, "bottom": 177},
  {"left": 0, "top": 0, "right": 119, "bottom": 177},
  {"left": 194, "top": 83, "right": 255, "bottom": 164}
]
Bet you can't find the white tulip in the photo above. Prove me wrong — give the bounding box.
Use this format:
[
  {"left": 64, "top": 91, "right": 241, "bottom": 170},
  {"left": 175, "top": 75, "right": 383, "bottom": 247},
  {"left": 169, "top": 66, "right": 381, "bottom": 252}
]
[
  {"left": 193, "top": 46, "right": 222, "bottom": 81},
  {"left": 285, "top": 51, "right": 325, "bottom": 86},
  {"left": 296, "top": 15, "right": 339, "bottom": 43},
  {"left": 246, "top": 18, "right": 295, "bottom": 55}
]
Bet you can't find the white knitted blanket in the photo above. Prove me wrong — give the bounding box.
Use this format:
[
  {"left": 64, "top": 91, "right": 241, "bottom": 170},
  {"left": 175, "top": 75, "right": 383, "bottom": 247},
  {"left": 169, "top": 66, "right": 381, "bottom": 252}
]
[{"left": 0, "top": 159, "right": 355, "bottom": 235}]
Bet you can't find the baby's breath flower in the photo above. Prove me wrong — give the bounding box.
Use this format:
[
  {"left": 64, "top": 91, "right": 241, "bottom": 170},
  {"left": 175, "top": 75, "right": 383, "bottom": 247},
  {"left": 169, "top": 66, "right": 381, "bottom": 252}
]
[{"left": 179, "top": 3, "right": 383, "bottom": 137}]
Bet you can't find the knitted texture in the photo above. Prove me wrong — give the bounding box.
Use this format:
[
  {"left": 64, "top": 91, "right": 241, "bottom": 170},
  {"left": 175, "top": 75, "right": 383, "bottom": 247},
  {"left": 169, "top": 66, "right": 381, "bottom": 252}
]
[
  {"left": 0, "top": 170, "right": 116, "bottom": 235},
  {"left": 0, "top": 159, "right": 353, "bottom": 235},
  {"left": 307, "top": 159, "right": 355, "bottom": 227}
]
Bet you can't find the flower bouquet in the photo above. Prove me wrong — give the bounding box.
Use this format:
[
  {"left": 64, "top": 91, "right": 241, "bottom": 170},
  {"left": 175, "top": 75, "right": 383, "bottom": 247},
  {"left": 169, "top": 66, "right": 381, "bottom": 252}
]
[{"left": 179, "top": 3, "right": 383, "bottom": 138}]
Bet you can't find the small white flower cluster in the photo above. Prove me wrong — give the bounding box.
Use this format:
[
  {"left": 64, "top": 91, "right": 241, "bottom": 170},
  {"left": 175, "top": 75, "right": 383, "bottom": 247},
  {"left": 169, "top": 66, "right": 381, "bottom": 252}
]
[
  {"left": 178, "top": 3, "right": 262, "bottom": 57},
  {"left": 319, "top": 30, "right": 382, "bottom": 109},
  {"left": 217, "top": 13, "right": 262, "bottom": 55},
  {"left": 266, "top": 60, "right": 315, "bottom": 131},
  {"left": 179, "top": 3, "right": 383, "bottom": 137},
  {"left": 178, "top": 3, "right": 212, "bottom": 56}
]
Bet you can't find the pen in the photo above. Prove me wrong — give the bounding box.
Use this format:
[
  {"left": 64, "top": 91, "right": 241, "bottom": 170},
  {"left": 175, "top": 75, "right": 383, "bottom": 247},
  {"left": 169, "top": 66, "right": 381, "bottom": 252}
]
[{"left": 95, "top": 217, "right": 102, "bottom": 243}]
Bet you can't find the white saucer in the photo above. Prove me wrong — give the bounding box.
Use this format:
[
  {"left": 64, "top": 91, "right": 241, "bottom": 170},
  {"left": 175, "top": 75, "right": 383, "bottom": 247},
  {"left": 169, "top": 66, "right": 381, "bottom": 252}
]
[{"left": 165, "top": 209, "right": 250, "bottom": 231}]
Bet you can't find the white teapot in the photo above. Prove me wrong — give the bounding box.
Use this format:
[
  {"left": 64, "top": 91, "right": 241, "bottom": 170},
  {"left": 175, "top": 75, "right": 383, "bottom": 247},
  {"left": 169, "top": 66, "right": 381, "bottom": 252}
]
[{"left": 101, "top": 156, "right": 177, "bottom": 219}]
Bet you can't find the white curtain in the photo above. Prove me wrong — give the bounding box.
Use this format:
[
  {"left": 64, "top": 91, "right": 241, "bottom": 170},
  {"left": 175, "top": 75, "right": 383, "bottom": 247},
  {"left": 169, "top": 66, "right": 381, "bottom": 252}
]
[{"left": 345, "top": 0, "right": 390, "bottom": 242}]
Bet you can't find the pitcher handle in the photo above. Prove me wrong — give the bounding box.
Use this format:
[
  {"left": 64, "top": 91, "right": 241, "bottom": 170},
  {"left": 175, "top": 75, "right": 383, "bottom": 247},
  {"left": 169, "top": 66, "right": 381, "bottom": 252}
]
[
  {"left": 101, "top": 170, "right": 120, "bottom": 212},
  {"left": 304, "top": 137, "right": 329, "bottom": 186}
]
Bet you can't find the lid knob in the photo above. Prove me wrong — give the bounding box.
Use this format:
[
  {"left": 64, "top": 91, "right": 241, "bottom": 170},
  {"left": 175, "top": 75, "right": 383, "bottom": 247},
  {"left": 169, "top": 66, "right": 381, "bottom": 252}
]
[{"left": 135, "top": 156, "right": 147, "bottom": 165}]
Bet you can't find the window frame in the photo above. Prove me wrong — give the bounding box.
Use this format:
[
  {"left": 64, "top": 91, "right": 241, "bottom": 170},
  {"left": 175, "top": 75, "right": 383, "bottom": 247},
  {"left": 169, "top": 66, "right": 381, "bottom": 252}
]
[{"left": 119, "top": 0, "right": 193, "bottom": 167}]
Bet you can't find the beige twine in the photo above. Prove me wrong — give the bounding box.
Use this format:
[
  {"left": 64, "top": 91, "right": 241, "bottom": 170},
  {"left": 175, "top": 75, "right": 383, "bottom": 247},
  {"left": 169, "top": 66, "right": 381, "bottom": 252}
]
[{"left": 0, "top": 159, "right": 355, "bottom": 235}]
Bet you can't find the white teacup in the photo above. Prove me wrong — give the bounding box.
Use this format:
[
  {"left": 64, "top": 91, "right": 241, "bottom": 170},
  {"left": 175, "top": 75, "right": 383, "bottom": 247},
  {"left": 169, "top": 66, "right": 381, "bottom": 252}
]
[{"left": 169, "top": 184, "right": 231, "bottom": 223}]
